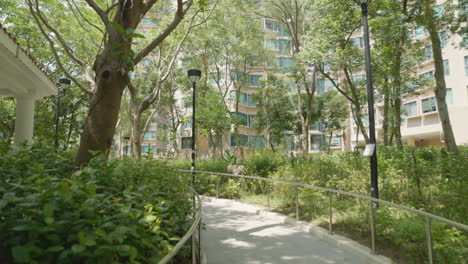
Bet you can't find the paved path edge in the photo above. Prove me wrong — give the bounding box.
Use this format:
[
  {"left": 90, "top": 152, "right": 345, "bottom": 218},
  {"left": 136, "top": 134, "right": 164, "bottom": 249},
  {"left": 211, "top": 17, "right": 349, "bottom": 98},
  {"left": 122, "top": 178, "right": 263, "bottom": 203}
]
[{"left": 201, "top": 196, "right": 393, "bottom": 264}]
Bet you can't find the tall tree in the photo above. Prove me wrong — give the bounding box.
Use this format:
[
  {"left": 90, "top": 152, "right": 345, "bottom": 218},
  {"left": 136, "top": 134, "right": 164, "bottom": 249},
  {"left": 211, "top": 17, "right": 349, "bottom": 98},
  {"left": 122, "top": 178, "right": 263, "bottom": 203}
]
[
  {"left": 418, "top": 0, "right": 458, "bottom": 152},
  {"left": 26, "top": 0, "right": 198, "bottom": 166},
  {"left": 258, "top": 0, "right": 316, "bottom": 154}
]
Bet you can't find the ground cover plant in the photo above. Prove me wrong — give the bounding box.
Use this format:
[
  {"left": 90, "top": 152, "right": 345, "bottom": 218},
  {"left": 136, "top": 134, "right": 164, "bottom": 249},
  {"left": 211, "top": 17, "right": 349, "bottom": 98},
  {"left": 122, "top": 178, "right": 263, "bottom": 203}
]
[
  {"left": 170, "top": 146, "right": 468, "bottom": 263},
  {"left": 0, "top": 142, "right": 193, "bottom": 263}
]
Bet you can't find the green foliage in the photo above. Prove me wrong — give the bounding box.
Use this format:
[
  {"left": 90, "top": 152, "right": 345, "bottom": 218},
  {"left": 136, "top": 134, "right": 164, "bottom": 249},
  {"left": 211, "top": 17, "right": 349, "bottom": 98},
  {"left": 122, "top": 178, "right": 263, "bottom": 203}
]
[
  {"left": 244, "top": 150, "right": 287, "bottom": 178},
  {"left": 168, "top": 146, "right": 468, "bottom": 262},
  {"left": 0, "top": 143, "right": 192, "bottom": 263}
]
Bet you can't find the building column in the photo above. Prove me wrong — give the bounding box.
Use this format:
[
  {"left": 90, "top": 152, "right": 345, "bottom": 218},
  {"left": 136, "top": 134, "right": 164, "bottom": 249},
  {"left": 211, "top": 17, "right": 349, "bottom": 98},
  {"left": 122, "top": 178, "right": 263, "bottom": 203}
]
[{"left": 14, "top": 97, "right": 35, "bottom": 144}]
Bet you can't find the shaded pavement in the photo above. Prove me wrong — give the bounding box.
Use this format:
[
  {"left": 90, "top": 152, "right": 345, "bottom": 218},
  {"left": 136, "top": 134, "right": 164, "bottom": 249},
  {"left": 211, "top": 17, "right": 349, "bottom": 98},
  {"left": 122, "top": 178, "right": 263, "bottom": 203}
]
[{"left": 201, "top": 197, "right": 369, "bottom": 264}]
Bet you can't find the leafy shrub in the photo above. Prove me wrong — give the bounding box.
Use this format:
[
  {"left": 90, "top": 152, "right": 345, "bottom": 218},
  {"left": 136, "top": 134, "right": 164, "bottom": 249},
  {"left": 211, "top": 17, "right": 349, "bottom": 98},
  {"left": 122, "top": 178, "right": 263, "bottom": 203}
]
[{"left": 0, "top": 143, "right": 192, "bottom": 263}]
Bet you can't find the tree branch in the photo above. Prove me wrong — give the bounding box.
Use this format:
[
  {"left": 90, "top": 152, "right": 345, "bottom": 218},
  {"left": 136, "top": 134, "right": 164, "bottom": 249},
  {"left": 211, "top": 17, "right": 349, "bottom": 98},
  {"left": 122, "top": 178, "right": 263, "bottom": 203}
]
[
  {"left": 29, "top": 8, "right": 92, "bottom": 96},
  {"left": 84, "top": 0, "right": 112, "bottom": 33},
  {"left": 134, "top": 0, "right": 193, "bottom": 64},
  {"left": 29, "top": 0, "right": 86, "bottom": 67}
]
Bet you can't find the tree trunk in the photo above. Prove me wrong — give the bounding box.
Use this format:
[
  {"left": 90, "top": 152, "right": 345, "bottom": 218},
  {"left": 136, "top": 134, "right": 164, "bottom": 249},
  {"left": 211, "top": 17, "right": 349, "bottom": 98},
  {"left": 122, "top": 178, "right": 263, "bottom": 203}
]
[
  {"left": 382, "top": 82, "right": 390, "bottom": 146},
  {"left": 131, "top": 110, "right": 142, "bottom": 158},
  {"left": 424, "top": 1, "right": 458, "bottom": 153},
  {"left": 75, "top": 71, "right": 127, "bottom": 166},
  {"left": 392, "top": 27, "right": 407, "bottom": 149},
  {"left": 302, "top": 123, "right": 309, "bottom": 154}
]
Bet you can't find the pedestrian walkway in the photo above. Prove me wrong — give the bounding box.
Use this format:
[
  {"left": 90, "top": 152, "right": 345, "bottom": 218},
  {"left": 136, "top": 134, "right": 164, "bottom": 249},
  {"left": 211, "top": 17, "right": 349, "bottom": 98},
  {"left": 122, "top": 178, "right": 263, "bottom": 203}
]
[{"left": 201, "top": 197, "right": 370, "bottom": 264}]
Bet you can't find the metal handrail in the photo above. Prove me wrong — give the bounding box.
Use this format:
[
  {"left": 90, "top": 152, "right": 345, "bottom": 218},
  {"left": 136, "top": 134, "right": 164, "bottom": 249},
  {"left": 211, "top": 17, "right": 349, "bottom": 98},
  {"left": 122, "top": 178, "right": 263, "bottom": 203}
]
[
  {"left": 159, "top": 185, "right": 202, "bottom": 264},
  {"left": 173, "top": 168, "right": 467, "bottom": 264},
  {"left": 179, "top": 169, "right": 468, "bottom": 231}
]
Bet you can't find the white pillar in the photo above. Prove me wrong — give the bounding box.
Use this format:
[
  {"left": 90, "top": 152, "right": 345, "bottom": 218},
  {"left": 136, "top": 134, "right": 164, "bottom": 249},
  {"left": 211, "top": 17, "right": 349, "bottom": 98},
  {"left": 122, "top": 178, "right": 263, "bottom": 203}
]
[{"left": 14, "top": 97, "right": 35, "bottom": 144}]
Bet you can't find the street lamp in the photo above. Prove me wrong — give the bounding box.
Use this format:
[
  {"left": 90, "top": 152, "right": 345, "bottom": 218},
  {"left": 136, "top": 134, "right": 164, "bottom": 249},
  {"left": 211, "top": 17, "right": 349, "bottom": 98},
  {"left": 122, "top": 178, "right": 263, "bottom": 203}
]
[
  {"left": 187, "top": 69, "right": 201, "bottom": 187},
  {"left": 355, "top": 0, "right": 379, "bottom": 200},
  {"left": 55, "top": 78, "right": 71, "bottom": 148}
]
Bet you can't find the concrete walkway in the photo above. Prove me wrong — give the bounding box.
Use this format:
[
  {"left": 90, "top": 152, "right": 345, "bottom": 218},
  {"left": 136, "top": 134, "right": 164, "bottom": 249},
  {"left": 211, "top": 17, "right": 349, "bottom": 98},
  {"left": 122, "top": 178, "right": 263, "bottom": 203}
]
[{"left": 201, "top": 197, "right": 369, "bottom": 264}]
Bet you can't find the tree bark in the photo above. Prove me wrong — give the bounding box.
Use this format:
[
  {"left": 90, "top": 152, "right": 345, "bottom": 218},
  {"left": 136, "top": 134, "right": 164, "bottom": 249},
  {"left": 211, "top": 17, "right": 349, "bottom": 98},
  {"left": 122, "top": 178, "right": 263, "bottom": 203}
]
[
  {"left": 131, "top": 109, "right": 142, "bottom": 158},
  {"left": 423, "top": 1, "right": 458, "bottom": 153}
]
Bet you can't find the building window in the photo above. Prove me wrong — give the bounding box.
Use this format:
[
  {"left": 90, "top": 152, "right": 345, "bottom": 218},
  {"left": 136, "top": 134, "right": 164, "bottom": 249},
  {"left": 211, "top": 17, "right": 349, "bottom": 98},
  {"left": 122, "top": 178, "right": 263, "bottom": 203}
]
[
  {"left": 361, "top": 114, "right": 369, "bottom": 126},
  {"left": 310, "top": 135, "right": 322, "bottom": 151},
  {"left": 266, "top": 39, "right": 279, "bottom": 50},
  {"left": 142, "top": 18, "right": 157, "bottom": 27},
  {"left": 446, "top": 88, "right": 453, "bottom": 105},
  {"left": 231, "top": 112, "right": 248, "bottom": 126},
  {"left": 278, "top": 57, "right": 293, "bottom": 68},
  {"left": 265, "top": 19, "right": 279, "bottom": 31},
  {"left": 249, "top": 75, "right": 262, "bottom": 87},
  {"left": 330, "top": 136, "right": 342, "bottom": 148},
  {"left": 423, "top": 45, "right": 433, "bottom": 62},
  {"left": 279, "top": 23, "right": 289, "bottom": 37},
  {"left": 249, "top": 136, "right": 265, "bottom": 148},
  {"left": 443, "top": 59, "right": 450, "bottom": 75},
  {"left": 317, "top": 79, "right": 335, "bottom": 95},
  {"left": 123, "top": 145, "right": 131, "bottom": 155},
  {"left": 231, "top": 134, "right": 248, "bottom": 147},
  {"left": 144, "top": 131, "right": 156, "bottom": 139},
  {"left": 419, "top": 71, "right": 434, "bottom": 88},
  {"left": 279, "top": 39, "right": 291, "bottom": 55},
  {"left": 351, "top": 37, "right": 364, "bottom": 48},
  {"left": 404, "top": 101, "right": 418, "bottom": 117},
  {"left": 422, "top": 97, "right": 437, "bottom": 113},
  {"left": 181, "top": 120, "right": 192, "bottom": 129},
  {"left": 247, "top": 115, "right": 256, "bottom": 127},
  {"left": 247, "top": 94, "right": 256, "bottom": 107},
  {"left": 181, "top": 137, "right": 192, "bottom": 149},
  {"left": 141, "top": 145, "right": 155, "bottom": 155},
  {"left": 415, "top": 26, "right": 429, "bottom": 40},
  {"left": 439, "top": 31, "right": 447, "bottom": 48},
  {"left": 465, "top": 56, "right": 468, "bottom": 76},
  {"left": 311, "top": 120, "right": 324, "bottom": 132}
]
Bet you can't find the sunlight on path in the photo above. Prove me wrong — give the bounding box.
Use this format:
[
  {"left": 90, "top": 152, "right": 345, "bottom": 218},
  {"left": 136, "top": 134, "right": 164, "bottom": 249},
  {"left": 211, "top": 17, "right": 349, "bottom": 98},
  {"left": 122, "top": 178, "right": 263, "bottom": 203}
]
[{"left": 201, "top": 197, "right": 368, "bottom": 264}]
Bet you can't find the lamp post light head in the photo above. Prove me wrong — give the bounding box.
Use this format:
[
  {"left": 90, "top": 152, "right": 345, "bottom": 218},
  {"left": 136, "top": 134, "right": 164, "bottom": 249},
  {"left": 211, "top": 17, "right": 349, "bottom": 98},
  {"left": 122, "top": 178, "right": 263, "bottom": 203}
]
[
  {"left": 187, "top": 69, "right": 201, "bottom": 83},
  {"left": 359, "top": 0, "right": 369, "bottom": 4},
  {"left": 58, "top": 78, "right": 71, "bottom": 90}
]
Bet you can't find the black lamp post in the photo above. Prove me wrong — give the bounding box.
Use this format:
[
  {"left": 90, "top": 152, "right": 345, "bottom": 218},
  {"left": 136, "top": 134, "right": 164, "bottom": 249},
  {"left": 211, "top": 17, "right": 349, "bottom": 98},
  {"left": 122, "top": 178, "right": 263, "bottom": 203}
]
[
  {"left": 356, "top": 0, "right": 379, "bottom": 200},
  {"left": 55, "top": 78, "right": 71, "bottom": 148},
  {"left": 187, "top": 69, "right": 201, "bottom": 187}
]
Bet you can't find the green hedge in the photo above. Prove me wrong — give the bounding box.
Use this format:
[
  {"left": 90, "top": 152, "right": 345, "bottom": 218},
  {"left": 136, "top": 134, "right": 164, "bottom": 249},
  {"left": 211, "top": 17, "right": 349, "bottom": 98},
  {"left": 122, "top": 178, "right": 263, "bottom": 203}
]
[{"left": 0, "top": 143, "right": 192, "bottom": 264}]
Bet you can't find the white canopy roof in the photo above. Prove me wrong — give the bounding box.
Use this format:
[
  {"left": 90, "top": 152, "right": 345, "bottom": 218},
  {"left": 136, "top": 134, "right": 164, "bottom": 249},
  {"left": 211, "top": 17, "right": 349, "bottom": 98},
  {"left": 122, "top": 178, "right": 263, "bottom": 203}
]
[{"left": 0, "top": 24, "right": 58, "bottom": 99}]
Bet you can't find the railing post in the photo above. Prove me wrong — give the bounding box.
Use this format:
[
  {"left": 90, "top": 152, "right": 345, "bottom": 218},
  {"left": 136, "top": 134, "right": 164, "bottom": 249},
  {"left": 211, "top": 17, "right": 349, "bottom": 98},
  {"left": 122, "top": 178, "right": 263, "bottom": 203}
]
[
  {"left": 369, "top": 200, "right": 376, "bottom": 254},
  {"left": 328, "top": 191, "right": 333, "bottom": 234},
  {"left": 192, "top": 231, "right": 196, "bottom": 264},
  {"left": 425, "top": 216, "right": 433, "bottom": 264},
  {"left": 267, "top": 182, "right": 270, "bottom": 210},
  {"left": 198, "top": 216, "right": 202, "bottom": 264},
  {"left": 240, "top": 176, "right": 245, "bottom": 200},
  {"left": 216, "top": 176, "right": 219, "bottom": 198},
  {"left": 295, "top": 186, "right": 299, "bottom": 221}
]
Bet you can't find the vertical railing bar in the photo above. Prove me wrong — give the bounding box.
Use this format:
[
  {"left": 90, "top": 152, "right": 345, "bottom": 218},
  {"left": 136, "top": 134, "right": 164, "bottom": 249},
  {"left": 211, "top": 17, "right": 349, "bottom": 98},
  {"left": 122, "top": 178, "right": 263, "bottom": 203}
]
[
  {"left": 295, "top": 186, "right": 299, "bottom": 221},
  {"left": 267, "top": 181, "right": 270, "bottom": 210},
  {"left": 369, "top": 200, "right": 376, "bottom": 254},
  {"left": 240, "top": 176, "right": 245, "bottom": 200},
  {"left": 426, "top": 216, "right": 433, "bottom": 264},
  {"left": 216, "top": 175, "right": 219, "bottom": 198},
  {"left": 198, "top": 216, "right": 202, "bottom": 264},
  {"left": 192, "top": 225, "right": 196, "bottom": 264},
  {"left": 328, "top": 191, "right": 333, "bottom": 234}
]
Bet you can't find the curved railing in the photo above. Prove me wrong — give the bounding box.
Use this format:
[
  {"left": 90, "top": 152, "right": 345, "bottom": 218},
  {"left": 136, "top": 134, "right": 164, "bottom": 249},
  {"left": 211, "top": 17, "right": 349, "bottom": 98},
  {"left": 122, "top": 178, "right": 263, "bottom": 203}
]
[
  {"left": 175, "top": 169, "right": 467, "bottom": 264},
  {"left": 159, "top": 185, "right": 202, "bottom": 264}
]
